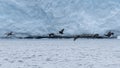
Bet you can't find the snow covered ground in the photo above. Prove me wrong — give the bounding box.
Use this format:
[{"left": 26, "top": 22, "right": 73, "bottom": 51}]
[{"left": 0, "top": 39, "right": 120, "bottom": 68}]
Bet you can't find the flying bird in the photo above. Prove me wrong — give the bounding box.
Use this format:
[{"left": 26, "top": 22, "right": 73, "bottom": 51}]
[
  {"left": 105, "top": 31, "right": 114, "bottom": 38},
  {"left": 59, "top": 29, "right": 64, "bottom": 34},
  {"left": 5, "top": 32, "right": 14, "bottom": 37}
]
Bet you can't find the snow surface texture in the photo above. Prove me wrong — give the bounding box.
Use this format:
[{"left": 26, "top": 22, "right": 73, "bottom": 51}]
[
  {"left": 0, "top": 0, "right": 120, "bottom": 36},
  {"left": 0, "top": 39, "right": 120, "bottom": 68}
]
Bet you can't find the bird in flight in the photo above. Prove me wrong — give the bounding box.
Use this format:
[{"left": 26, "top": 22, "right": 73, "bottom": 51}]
[
  {"left": 5, "top": 32, "right": 14, "bottom": 37},
  {"left": 59, "top": 29, "right": 64, "bottom": 34}
]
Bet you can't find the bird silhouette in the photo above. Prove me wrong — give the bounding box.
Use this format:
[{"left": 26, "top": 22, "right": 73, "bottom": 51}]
[
  {"left": 59, "top": 29, "right": 64, "bottom": 34},
  {"left": 6, "top": 32, "right": 14, "bottom": 37},
  {"left": 93, "top": 34, "right": 99, "bottom": 38},
  {"left": 105, "top": 31, "right": 114, "bottom": 38},
  {"left": 48, "top": 33, "right": 55, "bottom": 37},
  {"left": 74, "top": 35, "right": 80, "bottom": 41}
]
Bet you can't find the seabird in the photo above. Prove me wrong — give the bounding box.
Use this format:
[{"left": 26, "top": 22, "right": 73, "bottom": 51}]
[
  {"left": 105, "top": 31, "right": 114, "bottom": 37},
  {"left": 93, "top": 34, "right": 99, "bottom": 38},
  {"left": 49, "top": 33, "right": 55, "bottom": 37},
  {"left": 74, "top": 35, "right": 80, "bottom": 41},
  {"left": 59, "top": 29, "right": 64, "bottom": 34},
  {"left": 6, "top": 32, "right": 14, "bottom": 37}
]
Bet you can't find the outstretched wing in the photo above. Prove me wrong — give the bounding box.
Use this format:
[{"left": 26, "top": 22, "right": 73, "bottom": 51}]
[{"left": 59, "top": 29, "right": 64, "bottom": 34}]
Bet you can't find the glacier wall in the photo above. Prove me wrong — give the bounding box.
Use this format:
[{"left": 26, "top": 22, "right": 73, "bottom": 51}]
[{"left": 0, "top": 0, "right": 120, "bottom": 36}]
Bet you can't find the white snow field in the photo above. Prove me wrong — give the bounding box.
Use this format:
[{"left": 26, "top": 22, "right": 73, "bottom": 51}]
[{"left": 0, "top": 39, "right": 120, "bottom": 68}]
